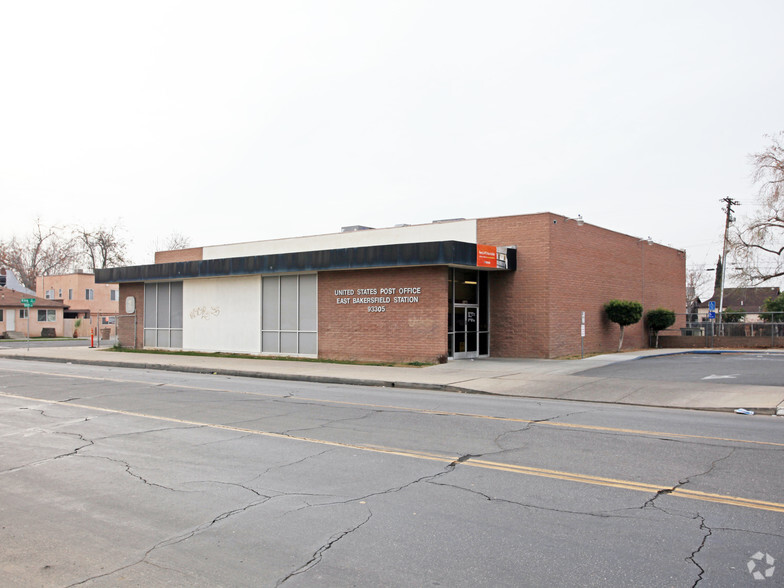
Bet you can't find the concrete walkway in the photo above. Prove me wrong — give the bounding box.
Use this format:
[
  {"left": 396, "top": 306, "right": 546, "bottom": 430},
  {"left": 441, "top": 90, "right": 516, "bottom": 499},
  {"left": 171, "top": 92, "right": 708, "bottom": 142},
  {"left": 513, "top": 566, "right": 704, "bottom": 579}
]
[{"left": 1, "top": 344, "right": 783, "bottom": 415}]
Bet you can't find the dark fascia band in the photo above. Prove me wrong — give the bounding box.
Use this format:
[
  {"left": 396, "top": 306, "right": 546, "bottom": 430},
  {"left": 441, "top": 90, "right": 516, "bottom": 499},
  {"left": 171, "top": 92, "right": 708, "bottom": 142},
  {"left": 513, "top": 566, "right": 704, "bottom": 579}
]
[{"left": 95, "top": 241, "right": 516, "bottom": 284}]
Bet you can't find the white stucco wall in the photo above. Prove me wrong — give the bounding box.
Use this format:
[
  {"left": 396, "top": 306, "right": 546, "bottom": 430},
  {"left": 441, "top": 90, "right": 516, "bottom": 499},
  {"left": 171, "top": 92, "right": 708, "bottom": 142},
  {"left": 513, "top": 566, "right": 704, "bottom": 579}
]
[
  {"left": 183, "top": 276, "right": 260, "bottom": 353},
  {"left": 202, "top": 219, "right": 478, "bottom": 260}
]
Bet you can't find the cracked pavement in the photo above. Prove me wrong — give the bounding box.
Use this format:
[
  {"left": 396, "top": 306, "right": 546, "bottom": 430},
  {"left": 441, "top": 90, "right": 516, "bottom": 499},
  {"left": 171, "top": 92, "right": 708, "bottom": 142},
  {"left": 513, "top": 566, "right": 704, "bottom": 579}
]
[{"left": 0, "top": 359, "right": 782, "bottom": 587}]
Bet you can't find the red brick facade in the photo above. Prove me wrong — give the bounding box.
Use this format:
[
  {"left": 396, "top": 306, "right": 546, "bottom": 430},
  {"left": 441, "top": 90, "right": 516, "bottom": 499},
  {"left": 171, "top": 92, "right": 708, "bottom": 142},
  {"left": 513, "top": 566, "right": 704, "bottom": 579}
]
[
  {"left": 117, "top": 283, "right": 145, "bottom": 348},
  {"left": 318, "top": 267, "right": 449, "bottom": 363},
  {"left": 479, "top": 213, "right": 685, "bottom": 358},
  {"left": 116, "top": 213, "right": 685, "bottom": 360},
  {"left": 154, "top": 248, "right": 204, "bottom": 264}
]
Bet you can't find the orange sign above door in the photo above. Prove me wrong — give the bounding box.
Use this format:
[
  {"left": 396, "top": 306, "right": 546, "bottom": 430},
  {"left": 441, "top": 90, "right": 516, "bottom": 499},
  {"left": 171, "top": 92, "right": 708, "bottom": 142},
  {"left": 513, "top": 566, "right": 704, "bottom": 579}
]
[{"left": 476, "top": 244, "right": 497, "bottom": 268}]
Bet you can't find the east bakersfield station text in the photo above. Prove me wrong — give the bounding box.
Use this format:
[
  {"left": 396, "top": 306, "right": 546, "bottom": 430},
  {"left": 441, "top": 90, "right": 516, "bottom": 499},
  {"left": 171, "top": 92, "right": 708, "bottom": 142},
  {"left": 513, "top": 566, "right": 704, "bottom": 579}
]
[{"left": 334, "top": 287, "right": 421, "bottom": 312}]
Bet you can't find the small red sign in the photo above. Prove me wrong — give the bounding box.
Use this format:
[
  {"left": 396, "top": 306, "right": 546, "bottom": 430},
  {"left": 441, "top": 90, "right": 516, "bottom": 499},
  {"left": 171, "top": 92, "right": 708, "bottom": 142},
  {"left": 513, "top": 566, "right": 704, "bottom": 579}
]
[{"left": 476, "top": 244, "right": 497, "bottom": 268}]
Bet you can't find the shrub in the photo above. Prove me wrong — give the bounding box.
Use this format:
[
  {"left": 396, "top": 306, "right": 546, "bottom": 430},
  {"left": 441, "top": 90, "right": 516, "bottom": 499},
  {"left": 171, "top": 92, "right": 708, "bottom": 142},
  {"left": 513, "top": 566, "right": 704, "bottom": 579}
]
[
  {"left": 604, "top": 300, "right": 643, "bottom": 351},
  {"left": 645, "top": 308, "right": 676, "bottom": 348}
]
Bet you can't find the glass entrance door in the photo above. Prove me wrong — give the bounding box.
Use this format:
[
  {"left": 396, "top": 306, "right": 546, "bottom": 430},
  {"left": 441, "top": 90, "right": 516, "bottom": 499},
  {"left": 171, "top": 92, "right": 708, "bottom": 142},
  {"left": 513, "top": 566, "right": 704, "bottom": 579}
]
[{"left": 453, "top": 305, "right": 479, "bottom": 359}]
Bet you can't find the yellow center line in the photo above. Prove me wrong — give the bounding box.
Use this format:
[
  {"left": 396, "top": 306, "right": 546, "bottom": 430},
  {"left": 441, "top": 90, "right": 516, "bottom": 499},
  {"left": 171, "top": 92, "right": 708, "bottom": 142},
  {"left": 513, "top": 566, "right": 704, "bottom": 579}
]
[
  {"left": 1, "top": 365, "right": 781, "bottom": 448},
  {"left": 2, "top": 390, "right": 783, "bottom": 513}
]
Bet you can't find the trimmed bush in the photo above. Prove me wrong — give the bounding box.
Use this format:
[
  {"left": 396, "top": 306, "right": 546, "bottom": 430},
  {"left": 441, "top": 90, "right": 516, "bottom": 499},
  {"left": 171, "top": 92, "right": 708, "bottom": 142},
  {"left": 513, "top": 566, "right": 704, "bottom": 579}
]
[
  {"left": 605, "top": 300, "right": 643, "bottom": 351},
  {"left": 645, "top": 308, "right": 676, "bottom": 348}
]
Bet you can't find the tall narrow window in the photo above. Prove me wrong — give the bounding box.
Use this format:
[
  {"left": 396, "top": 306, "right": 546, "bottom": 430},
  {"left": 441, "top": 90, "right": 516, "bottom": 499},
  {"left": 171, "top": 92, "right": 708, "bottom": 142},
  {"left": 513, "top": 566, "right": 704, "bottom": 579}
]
[
  {"left": 143, "top": 282, "right": 183, "bottom": 348},
  {"left": 261, "top": 274, "right": 317, "bottom": 356}
]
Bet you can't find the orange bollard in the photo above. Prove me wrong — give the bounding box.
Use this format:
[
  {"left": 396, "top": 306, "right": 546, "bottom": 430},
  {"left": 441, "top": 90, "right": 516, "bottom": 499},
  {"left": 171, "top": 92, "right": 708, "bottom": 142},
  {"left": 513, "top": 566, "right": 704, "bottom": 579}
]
[{"left": 90, "top": 329, "right": 94, "bottom": 348}]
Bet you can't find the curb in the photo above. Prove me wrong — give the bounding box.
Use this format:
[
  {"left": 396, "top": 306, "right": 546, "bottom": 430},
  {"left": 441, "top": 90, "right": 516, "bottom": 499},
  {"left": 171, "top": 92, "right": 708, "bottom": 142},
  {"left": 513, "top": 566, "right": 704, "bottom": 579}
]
[{"left": 2, "top": 352, "right": 780, "bottom": 416}]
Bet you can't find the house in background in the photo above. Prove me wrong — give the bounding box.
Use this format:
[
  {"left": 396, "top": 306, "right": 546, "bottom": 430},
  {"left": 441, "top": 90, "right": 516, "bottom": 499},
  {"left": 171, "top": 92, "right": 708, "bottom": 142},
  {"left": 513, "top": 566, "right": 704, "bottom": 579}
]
[
  {"left": 0, "top": 268, "right": 35, "bottom": 296},
  {"left": 0, "top": 288, "right": 66, "bottom": 338},
  {"left": 35, "top": 271, "right": 120, "bottom": 338},
  {"left": 696, "top": 287, "right": 781, "bottom": 322}
]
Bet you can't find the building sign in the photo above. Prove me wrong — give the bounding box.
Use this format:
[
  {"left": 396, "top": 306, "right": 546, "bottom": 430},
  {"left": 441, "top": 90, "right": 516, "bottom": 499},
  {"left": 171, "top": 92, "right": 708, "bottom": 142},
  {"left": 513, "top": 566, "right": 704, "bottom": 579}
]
[
  {"left": 476, "top": 244, "right": 509, "bottom": 269},
  {"left": 335, "top": 286, "right": 421, "bottom": 313},
  {"left": 476, "top": 245, "right": 498, "bottom": 268}
]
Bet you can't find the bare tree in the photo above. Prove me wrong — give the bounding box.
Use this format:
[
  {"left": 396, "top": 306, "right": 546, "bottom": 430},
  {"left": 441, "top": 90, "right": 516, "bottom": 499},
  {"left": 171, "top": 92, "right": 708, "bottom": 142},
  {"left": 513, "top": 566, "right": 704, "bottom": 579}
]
[
  {"left": 686, "top": 264, "right": 712, "bottom": 307},
  {"left": 731, "top": 132, "right": 784, "bottom": 284},
  {"left": 163, "top": 232, "right": 192, "bottom": 251},
  {"left": 74, "top": 223, "right": 131, "bottom": 270},
  {"left": 0, "top": 220, "right": 79, "bottom": 289},
  {"left": 147, "top": 232, "right": 193, "bottom": 263}
]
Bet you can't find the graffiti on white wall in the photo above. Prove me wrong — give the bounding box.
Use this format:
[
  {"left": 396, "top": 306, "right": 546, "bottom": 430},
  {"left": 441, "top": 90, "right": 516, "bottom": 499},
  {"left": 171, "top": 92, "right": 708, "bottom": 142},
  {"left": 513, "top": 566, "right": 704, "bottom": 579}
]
[{"left": 189, "top": 306, "right": 221, "bottom": 320}]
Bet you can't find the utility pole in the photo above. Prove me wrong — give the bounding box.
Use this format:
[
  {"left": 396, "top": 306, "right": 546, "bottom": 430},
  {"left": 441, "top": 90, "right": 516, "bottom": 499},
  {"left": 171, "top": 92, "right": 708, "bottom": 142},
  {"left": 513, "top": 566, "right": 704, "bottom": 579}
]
[{"left": 717, "top": 197, "right": 740, "bottom": 328}]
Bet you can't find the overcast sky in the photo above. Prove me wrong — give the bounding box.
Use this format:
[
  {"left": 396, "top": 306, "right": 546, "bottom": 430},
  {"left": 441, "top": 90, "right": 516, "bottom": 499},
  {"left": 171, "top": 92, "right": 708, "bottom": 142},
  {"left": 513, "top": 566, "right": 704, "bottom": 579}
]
[{"left": 1, "top": 1, "right": 782, "bottom": 294}]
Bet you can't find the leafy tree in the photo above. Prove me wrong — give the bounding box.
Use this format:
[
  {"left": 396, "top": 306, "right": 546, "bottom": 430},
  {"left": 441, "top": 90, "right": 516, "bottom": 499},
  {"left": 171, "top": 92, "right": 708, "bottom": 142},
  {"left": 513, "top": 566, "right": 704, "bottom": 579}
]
[
  {"left": 759, "top": 292, "right": 784, "bottom": 323},
  {"left": 720, "top": 307, "right": 744, "bottom": 323},
  {"left": 645, "top": 308, "right": 676, "bottom": 348},
  {"left": 604, "top": 300, "right": 643, "bottom": 351},
  {"left": 731, "top": 132, "right": 784, "bottom": 284},
  {"left": 713, "top": 255, "right": 722, "bottom": 295}
]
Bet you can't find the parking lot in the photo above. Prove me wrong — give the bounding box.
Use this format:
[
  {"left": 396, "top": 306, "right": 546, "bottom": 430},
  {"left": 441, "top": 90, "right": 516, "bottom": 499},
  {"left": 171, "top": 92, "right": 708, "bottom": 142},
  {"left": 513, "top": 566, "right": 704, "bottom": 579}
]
[{"left": 576, "top": 351, "right": 784, "bottom": 387}]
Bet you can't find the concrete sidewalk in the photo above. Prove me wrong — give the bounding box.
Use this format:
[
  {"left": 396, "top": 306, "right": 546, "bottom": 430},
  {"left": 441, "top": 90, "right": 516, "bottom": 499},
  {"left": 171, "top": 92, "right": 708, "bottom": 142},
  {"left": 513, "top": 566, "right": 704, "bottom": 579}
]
[{"left": 0, "top": 344, "right": 783, "bottom": 415}]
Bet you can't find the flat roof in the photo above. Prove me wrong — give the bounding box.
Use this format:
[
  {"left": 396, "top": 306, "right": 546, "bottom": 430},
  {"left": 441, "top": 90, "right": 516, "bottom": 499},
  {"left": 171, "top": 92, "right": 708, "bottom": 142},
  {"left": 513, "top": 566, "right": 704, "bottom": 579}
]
[{"left": 96, "top": 241, "right": 515, "bottom": 284}]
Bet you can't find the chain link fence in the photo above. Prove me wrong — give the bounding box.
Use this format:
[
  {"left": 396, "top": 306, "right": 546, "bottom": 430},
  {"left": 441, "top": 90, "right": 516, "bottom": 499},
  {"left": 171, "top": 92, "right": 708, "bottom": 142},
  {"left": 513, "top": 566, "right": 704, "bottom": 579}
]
[{"left": 655, "top": 312, "right": 784, "bottom": 349}]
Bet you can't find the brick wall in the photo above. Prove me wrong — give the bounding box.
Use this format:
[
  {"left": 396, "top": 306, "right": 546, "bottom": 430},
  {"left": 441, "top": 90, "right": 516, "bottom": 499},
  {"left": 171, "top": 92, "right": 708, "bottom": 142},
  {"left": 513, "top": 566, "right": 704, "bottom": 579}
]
[
  {"left": 547, "top": 217, "right": 685, "bottom": 357},
  {"left": 318, "top": 267, "right": 448, "bottom": 363},
  {"left": 118, "top": 283, "right": 144, "bottom": 348},
  {"left": 479, "top": 213, "right": 554, "bottom": 358},
  {"left": 154, "top": 247, "right": 204, "bottom": 264},
  {"left": 479, "top": 213, "right": 686, "bottom": 358}
]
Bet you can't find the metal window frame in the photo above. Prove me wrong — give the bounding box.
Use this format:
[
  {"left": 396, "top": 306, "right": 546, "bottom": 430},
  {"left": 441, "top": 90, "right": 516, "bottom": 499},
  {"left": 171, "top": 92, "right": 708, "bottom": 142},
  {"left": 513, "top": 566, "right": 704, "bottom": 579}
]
[
  {"left": 260, "top": 273, "right": 318, "bottom": 357},
  {"left": 143, "top": 281, "right": 183, "bottom": 349}
]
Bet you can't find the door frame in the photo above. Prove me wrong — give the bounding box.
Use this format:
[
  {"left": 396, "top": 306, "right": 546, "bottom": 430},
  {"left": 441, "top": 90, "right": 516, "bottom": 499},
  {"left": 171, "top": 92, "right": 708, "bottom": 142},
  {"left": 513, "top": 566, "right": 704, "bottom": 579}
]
[{"left": 452, "top": 304, "right": 480, "bottom": 359}]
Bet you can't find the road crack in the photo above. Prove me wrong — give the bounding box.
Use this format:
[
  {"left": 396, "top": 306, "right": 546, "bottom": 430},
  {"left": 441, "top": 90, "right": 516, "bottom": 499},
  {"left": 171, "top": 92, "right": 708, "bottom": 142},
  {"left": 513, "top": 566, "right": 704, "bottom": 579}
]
[
  {"left": 66, "top": 495, "right": 274, "bottom": 587},
  {"left": 276, "top": 511, "right": 373, "bottom": 586},
  {"left": 427, "top": 480, "right": 642, "bottom": 520},
  {"left": 687, "top": 513, "right": 711, "bottom": 587}
]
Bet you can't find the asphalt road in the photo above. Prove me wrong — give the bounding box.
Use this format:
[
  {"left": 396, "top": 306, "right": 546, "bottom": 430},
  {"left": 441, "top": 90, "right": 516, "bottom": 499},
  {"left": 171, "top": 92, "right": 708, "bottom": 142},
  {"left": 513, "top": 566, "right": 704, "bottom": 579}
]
[
  {"left": 576, "top": 351, "right": 784, "bottom": 387},
  {"left": 0, "top": 359, "right": 782, "bottom": 587}
]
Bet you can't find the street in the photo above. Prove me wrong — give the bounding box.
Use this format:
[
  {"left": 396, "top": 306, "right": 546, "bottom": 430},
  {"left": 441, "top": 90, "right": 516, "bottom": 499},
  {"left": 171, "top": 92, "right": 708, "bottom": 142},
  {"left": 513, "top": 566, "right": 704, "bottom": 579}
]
[{"left": 0, "top": 358, "right": 782, "bottom": 587}]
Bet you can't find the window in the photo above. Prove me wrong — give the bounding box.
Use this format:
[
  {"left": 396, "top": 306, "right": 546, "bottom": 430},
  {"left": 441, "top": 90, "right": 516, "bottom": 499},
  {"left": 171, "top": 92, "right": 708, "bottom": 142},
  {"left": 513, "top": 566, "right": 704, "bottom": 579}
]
[
  {"left": 46, "top": 289, "right": 55, "bottom": 299},
  {"left": 261, "top": 274, "right": 317, "bottom": 355},
  {"left": 37, "top": 309, "right": 56, "bottom": 322},
  {"left": 58, "top": 289, "right": 62, "bottom": 298},
  {"left": 110, "top": 290, "right": 118, "bottom": 301},
  {"left": 19, "top": 309, "right": 28, "bottom": 319},
  {"left": 0, "top": 309, "right": 3, "bottom": 321},
  {"left": 143, "top": 282, "right": 183, "bottom": 348},
  {"left": 85, "top": 289, "right": 94, "bottom": 300},
  {"left": 68, "top": 289, "right": 73, "bottom": 300}
]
